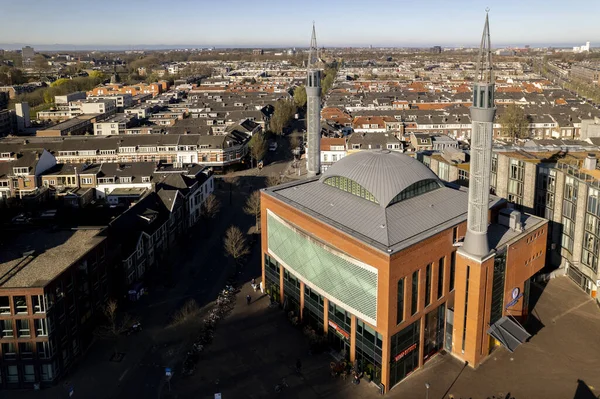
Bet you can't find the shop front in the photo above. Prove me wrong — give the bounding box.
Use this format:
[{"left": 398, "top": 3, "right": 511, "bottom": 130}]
[
  {"left": 423, "top": 304, "right": 445, "bottom": 364},
  {"left": 389, "top": 320, "right": 420, "bottom": 389},
  {"left": 283, "top": 269, "right": 301, "bottom": 316},
  {"left": 264, "top": 254, "right": 280, "bottom": 303},
  {"left": 303, "top": 286, "right": 324, "bottom": 331},
  {"left": 328, "top": 301, "right": 351, "bottom": 359},
  {"left": 355, "top": 319, "right": 383, "bottom": 385}
]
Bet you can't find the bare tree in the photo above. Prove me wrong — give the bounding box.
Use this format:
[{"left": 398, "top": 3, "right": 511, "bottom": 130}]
[
  {"left": 170, "top": 299, "right": 201, "bottom": 327},
  {"left": 223, "top": 226, "right": 250, "bottom": 265},
  {"left": 95, "top": 299, "right": 133, "bottom": 354},
  {"left": 201, "top": 194, "right": 221, "bottom": 220},
  {"left": 244, "top": 191, "right": 261, "bottom": 231},
  {"left": 266, "top": 173, "right": 280, "bottom": 187}
]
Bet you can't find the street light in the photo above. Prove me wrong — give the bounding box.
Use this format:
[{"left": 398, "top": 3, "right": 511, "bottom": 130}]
[{"left": 425, "top": 382, "right": 430, "bottom": 399}]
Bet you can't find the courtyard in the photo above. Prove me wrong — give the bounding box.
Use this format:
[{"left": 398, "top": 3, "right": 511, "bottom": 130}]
[{"left": 162, "top": 276, "right": 600, "bottom": 399}]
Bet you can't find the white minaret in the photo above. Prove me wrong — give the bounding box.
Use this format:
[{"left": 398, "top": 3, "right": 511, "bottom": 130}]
[
  {"left": 462, "top": 11, "right": 496, "bottom": 258},
  {"left": 306, "top": 23, "right": 321, "bottom": 177}
]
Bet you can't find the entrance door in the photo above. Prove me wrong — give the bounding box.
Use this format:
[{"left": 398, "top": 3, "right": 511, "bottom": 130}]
[{"left": 328, "top": 330, "right": 350, "bottom": 359}]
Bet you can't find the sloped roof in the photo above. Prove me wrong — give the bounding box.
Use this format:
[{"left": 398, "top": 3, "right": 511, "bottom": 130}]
[{"left": 319, "top": 150, "right": 440, "bottom": 208}]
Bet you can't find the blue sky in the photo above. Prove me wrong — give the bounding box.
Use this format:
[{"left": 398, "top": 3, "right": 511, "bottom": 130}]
[{"left": 0, "top": 0, "right": 599, "bottom": 48}]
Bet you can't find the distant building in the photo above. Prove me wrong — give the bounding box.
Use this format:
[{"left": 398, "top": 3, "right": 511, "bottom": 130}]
[
  {"left": 571, "top": 63, "right": 600, "bottom": 83},
  {"left": 54, "top": 92, "right": 87, "bottom": 105},
  {"left": 252, "top": 49, "right": 264, "bottom": 55},
  {"left": 0, "top": 109, "right": 13, "bottom": 137},
  {"left": 21, "top": 46, "right": 35, "bottom": 66},
  {"left": 15, "top": 103, "right": 30, "bottom": 131},
  {"left": 430, "top": 46, "right": 442, "bottom": 54},
  {"left": 573, "top": 41, "right": 591, "bottom": 53}
]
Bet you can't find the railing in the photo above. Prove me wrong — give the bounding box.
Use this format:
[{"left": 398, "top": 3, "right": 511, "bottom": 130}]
[{"left": 556, "top": 161, "right": 600, "bottom": 190}]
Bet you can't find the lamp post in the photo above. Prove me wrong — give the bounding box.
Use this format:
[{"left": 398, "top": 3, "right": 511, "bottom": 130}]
[{"left": 425, "top": 382, "right": 430, "bottom": 399}]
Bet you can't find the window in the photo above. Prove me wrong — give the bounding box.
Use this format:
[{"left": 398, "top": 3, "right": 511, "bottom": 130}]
[
  {"left": 449, "top": 252, "right": 456, "bottom": 291},
  {"left": 389, "top": 179, "right": 443, "bottom": 206},
  {"left": 462, "top": 266, "right": 470, "bottom": 353},
  {"left": 396, "top": 278, "right": 405, "bottom": 324},
  {"left": 142, "top": 176, "right": 150, "bottom": 183},
  {"left": 6, "top": 364, "right": 18, "bottom": 383},
  {"left": 1, "top": 319, "right": 14, "bottom": 337},
  {"left": 437, "top": 257, "right": 444, "bottom": 300},
  {"left": 41, "top": 364, "right": 54, "bottom": 381},
  {"left": 323, "top": 176, "right": 379, "bottom": 204},
  {"left": 37, "top": 341, "right": 52, "bottom": 359},
  {"left": 23, "top": 364, "right": 35, "bottom": 382},
  {"left": 19, "top": 342, "right": 34, "bottom": 360},
  {"left": 35, "top": 318, "right": 48, "bottom": 336},
  {"left": 425, "top": 264, "right": 432, "bottom": 307},
  {"left": 14, "top": 296, "right": 27, "bottom": 314},
  {"left": 13, "top": 167, "right": 29, "bottom": 175},
  {"left": 0, "top": 296, "right": 10, "bottom": 314},
  {"left": 81, "top": 177, "right": 93, "bottom": 185},
  {"left": 17, "top": 319, "right": 30, "bottom": 337},
  {"left": 3, "top": 342, "right": 16, "bottom": 360},
  {"left": 411, "top": 270, "right": 419, "bottom": 315},
  {"left": 32, "top": 295, "right": 45, "bottom": 313},
  {"left": 438, "top": 162, "right": 449, "bottom": 181}
]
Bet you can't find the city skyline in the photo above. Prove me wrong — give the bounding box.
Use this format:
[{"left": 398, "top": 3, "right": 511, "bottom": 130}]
[{"left": 0, "top": 0, "right": 599, "bottom": 50}]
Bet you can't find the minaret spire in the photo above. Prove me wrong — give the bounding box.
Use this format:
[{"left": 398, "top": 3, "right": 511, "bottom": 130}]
[
  {"left": 462, "top": 11, "right": 496, "bottom": 258},
  {"left": 308, "top": 22, "right": 319, "bottom": 69},
  {"left": 305, "top": 22, "right": 322, "bottom": 177},
  {"left": 476, "top": 9, "right": 493, "bottom": 84}
]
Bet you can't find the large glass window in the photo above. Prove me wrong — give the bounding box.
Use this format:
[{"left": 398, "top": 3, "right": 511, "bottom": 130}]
[
  {"left": 562, "top": 177, "right": 578, "bottom": 254},
  {"left": 303, "top": 286, "right": 324, "bottom": 331},
  {"left": 2, "top": 342, "right": 16, "bottom": 360},
  {"left": 0, "top": 296, "right": 10, "bottom": 314},
  {"left": 355, "top": 320, "right": 382, "bottom": 384},
  {"left": 490, "top": 252, "right": 507, "bottom": 325},
  {"left": 423, "top": 304, "right": 446, "bottom": 364},
  {"left": 462, "top": 266, "right": 470, "bottom": 353},
  {"left": 6, "top": 365, "right": 18, "bottom": 383},
  {"left": 449, "top": 251, "right": 456, "bottom": 292},
  {"left": 389, "top": 179, "right": 443, "bottom": 206},
  {"left": 437, "top": 257, "right": 444, "bottom": 300},
  {"left": 17, "top": 319, "right": 30, "bottom": 337},
  {"left": 396, "top": 278, "right": 405, "bottom": 324},
  {"left": 390, "top": 319, "right": 420, "bottom": 388},
  {"left": 411, "top": 270, "right": 419, "bottom": 315},
  {"left": 14, "top": 296, "right": 27, "bottom": 314},
  {"left": 283, "top": 269, "right": 301, "bottom": 315},
  {"left": 264, "top": 254, "right": 280, "bottom": 303},
  {"left": 582, "top": 187, "right": 600, "bottom": 272},
  {"left": 323, "top": 176, "right": 378, "bottom": 204},
  {"left": 425, "top": 264, "right": 432, "bottom": 307},
  {"left": 1, "top": 319, "right": 14, "bottom": 338}
]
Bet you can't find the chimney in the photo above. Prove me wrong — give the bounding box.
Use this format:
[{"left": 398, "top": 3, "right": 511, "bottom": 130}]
[{"left": 584, "top": 153, "right": 597, "bottom": 170}]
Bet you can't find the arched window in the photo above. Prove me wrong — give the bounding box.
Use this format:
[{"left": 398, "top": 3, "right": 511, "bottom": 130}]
[
  {"left": 323, "top": 176, "right": 379, "bottom": 204},
  {"left": 388, "top": 179, "right": 443, "bottom": 206}
]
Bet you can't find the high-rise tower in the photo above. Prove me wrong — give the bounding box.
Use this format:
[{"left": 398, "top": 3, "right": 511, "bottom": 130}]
[
  {"left": 306, "top": 23, "right": 321, "bottom": 177},
  {"left": 462, "top": 11, "right": 496, "bottom": 258}
]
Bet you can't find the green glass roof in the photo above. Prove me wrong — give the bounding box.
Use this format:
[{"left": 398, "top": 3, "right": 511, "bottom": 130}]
[{"left": 267, "top": 212, "right": 378, "bottom": 324}]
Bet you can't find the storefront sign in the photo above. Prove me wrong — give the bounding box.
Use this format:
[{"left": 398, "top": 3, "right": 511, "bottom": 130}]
[
  {"left": 505, "top": 293, "right": 523, "bottom": 309},
  {"left": 394, "top": 343, "right": 417, "bottom": 362},
  {"left": 328, "top": 320, "right": 350, "bottom": 339}
]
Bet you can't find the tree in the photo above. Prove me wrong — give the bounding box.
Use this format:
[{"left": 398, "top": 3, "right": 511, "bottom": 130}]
[
  {"left": 88, "top": 70, "right": 105, "bottom": 80},
  {"left": 499, "top": 104, "right": 530, "bottom": 141},
  {"left": 95, "top": 299, "right": 133, "bottom": 354},
  {"left": 270, "top": 99, "right": 296, "bottom": 135},
  {"left": 223, "top": 226, "right": 250, "bottom": 265},
  {"left": 201, "top": 194, "right": 221, "bottom": 220},
  {"left": 170, "top": 299, "right": 201, "bottom": 327},
  {"left": 293, "top": 85, "right": 307, "bottom": 107},
  {"left": 248, "top": 133, "right": 267, "bottom": 168},
  {"left": 266, "top": 174, "right": 280, "bottom": 187},
  {"left": 244, "top": 191, "right": 261, "bottom": 231}
]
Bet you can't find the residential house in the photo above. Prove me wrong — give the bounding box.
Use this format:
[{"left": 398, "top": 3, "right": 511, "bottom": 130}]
[{"left": 320, "top": 137, "right": 347, "bottom": 172}]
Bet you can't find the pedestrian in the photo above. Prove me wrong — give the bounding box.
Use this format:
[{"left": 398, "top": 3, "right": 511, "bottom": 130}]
[
  {"left": 259, "top": 281, "right": 264, "bottom": 294},
  {"left": 251, "top": 278, "right": 257, "bottom": 291},
  {"left": 246, "top": 294, "right": 251, "bottom": 305}
]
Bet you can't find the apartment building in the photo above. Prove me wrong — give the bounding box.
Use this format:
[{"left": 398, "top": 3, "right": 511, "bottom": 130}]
[
  {"left": 93, "top": 114, "right": 138, "bottom": 136},
  {"left": 320, "top": 137, "right": 346, "bottom": 173},
  {"left": 0, "top": 227, "right": 109, "bottom": 389}
]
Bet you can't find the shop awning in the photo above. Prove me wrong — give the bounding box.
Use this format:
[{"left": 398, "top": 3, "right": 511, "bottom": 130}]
[{"left": 487, "top": 316, "right": 530, "bottom": 353}]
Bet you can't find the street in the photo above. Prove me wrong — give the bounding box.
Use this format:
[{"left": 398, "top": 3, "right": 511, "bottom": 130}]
[{"left": 4, "top": 144, "right": 300, "bottom": 399}]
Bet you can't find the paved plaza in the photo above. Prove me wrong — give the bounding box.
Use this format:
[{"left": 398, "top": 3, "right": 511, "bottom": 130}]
[{"left": 163, "top": 276, "right": 600, "bottom": 399}]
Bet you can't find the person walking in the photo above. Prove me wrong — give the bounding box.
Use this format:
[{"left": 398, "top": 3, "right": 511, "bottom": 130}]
[{"left": 246, "top": 294, "right": 251, "bottom": 305}]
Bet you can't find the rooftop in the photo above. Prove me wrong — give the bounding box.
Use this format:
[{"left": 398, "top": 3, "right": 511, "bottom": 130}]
[{"left": 0, "top": 228, "right": 104, "bottom": 289}]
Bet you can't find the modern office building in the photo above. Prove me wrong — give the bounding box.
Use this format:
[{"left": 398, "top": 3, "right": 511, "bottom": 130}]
[{"left": 260, "top": 13, "right": 548, "bottom": 393}]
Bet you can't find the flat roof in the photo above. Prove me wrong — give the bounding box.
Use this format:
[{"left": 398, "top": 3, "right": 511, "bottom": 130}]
[
  {"left": 0, "top": 228, "right": 104, "bottom": 289},
  {"left": 265, "top": 178, "right": 503, "bottom": 254},
  {"left": 488, "top": 212, "right": 547, "bottom": 249}
]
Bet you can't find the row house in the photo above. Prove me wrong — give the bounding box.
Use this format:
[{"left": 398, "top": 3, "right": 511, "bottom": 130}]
[
  {"left": 0, "top": 150, "right": 56, "bottom": 200},
  {"left": 0, "top": 134, "right": 250, "bottom": 171},
  {"left": 320, "top": 137, "right": 347, "bottom": 173},
  {"left": 0, "top": 228, "right": 109, "bottom": 389},
  {"left": 87, "top": 81, "right": 169, "bottom": 98}
]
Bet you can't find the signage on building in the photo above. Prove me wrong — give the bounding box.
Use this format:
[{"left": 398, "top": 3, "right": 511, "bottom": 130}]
[
  {"left": 394, "top": 343, "right": 417, "bottom": 362},
  {"left": 328, "top": 320, "right": 350, "bottom": 339},
  {"left": 505, "top": 289, "right": 523, "bottom": 309},
  {"left": 511, "top": 287, "right": 520, "bottom": 300}
]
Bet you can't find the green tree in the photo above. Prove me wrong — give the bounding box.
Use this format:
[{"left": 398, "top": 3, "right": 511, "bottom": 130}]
[
  {"left": 499, "top": 104, "right": 531, "bottom": 141},
  {"left": 50, "top": 78, "right": 70, "bottom": 87},
  {"left": 269, "top": 99, "right": 296, "bottom": 135},
  {"left": 293, "top": 85, "right": 307, "bottom": 107},
  {"left": 248, "top": 133, "right": 267, "bottom": 167},
  {"left": 89, "top": 70, "right": 105, "bottom": 80}
]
